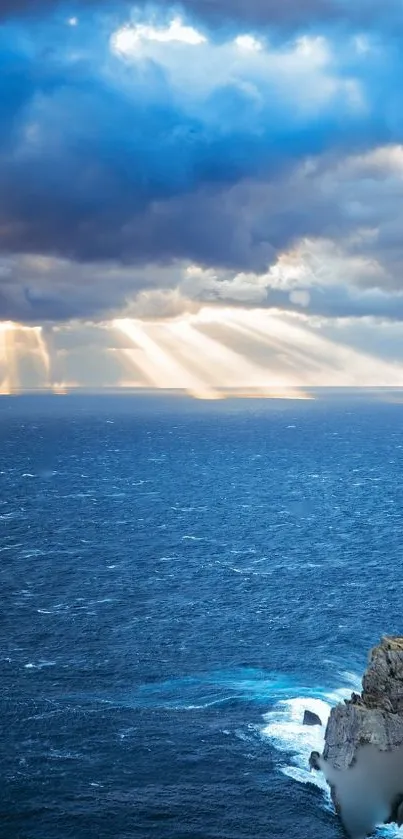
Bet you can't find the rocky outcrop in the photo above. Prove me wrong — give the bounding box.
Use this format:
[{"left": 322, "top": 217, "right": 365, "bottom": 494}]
[
  {"left": 362, "top": 636, "right": 403, "bottom": 712},
  {"left": 310, "top": 636, "right": 403, "bottom": 836},
  {"left": 323, "top": 637, "right": 403, "bottom": 771},
  {"left": 303, "top": 709, "right": 322, "bottom": 727}
]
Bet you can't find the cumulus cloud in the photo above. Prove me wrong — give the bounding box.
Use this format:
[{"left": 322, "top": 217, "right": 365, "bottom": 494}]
[
  {"left": 0, "top": 13, "right": 371, "bottom": 275},
  {"left": 0, "top": 254, "right": 188, "bottom": 322},
  {"left": 1, "top": 2, "right": 403, "bottom": 325},
  {"left": 4, "top": 139, "right": 403, "bottom": 324}
]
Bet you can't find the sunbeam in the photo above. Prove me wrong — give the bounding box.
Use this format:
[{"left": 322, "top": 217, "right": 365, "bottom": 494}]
[
  {"left": 114, "top": 314, "right": 310, "bottom": 398},
  {"left": 33, "top": 327, "right": 51, "bottom": 383},
  {"left": 0, "top": 322, "right": 14, "bottom": 394},
  {"left": 164, "top": 319, "right": 308, "bottom": 397},
  {"left": 165, "top": 320, "right": 288, "bottom": 388},
  {"left": 2, "top": 307, "right": 403, "bottom": 395},
  {"left": 114, "top": 319, "right": 222, "bottom": 399},
  {"left": 223, "top": 309, "right": 403, "bottom": 386},
  {"left": 0, "top": 322, "right": 52, "bottom": 392}
]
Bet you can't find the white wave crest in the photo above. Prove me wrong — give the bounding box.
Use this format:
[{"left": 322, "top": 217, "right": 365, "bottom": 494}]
[
  {"left": 262, "top": 695, "right": 331, "bottom": 793},
  {"left": 261, "top": 675, "right": 403, "bottom": 836}
]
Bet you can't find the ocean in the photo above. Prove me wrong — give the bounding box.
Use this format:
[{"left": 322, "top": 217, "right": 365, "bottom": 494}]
[{"left": 1, "top": 391, "right": 403, "bottom": 839}]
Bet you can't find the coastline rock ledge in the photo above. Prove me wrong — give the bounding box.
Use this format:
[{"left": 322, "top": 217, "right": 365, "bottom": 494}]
[
  {"left": 324, "top": 636, "right": 403, "bottom": 772},
  {"left": 310, "top": 636, "right": 403, "bottom": 835}
]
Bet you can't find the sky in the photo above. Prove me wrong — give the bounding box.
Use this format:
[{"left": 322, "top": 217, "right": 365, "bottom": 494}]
[{"left": 2, "top": 0, "right": 403, "bottom": 395}]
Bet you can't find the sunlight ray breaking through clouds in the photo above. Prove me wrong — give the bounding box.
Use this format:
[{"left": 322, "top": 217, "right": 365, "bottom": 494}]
[
  {"left": 115, "top": 318, "right": 221, "bottom": 399},
  {"left": 114, "top": 313, "right": 311, "bottom": 397},
  {"left": 1, "top": 0, "right": 403, "bottom": 387},
  {"left": 0, "top": 323, "right": 51, "bottom": 393},
  {"left": 1, "top": 308, "right": 402, "bottom": 396}
]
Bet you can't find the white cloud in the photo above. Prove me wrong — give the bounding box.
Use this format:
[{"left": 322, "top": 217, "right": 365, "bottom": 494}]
[
  {"left": 294, "top": 34, "right": 329, "bottom": 64},
  {"left": 341, "top": 144, "right": 403, "bottom": 178},
  {"left": 234, "top": 34, "right": 263, "bottom": 52},
  {"left": 112, "top": 17, "right": 206, "bottom": 55},
  {"left": 267, "top": 238, "right": 385, "bottom": 291},
  {"left": 110, "top": 18, "right": 363, "bottom": 115},
  {"left": 182, "top": 265, "right": 269, "bottom": 304}
]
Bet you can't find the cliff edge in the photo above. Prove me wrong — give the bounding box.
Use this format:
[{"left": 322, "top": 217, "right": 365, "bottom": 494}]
[
  {"left": 310, "top": 636, "right": 403, "bottom": 836},
  {"left": 323, "top": 636, "right": 403, "bottom": 772}
]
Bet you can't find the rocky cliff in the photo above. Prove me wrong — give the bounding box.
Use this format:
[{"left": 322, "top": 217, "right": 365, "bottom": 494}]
[
  {"left": 310, "top": 636, "right": 403, "bottom": 836},
  {"left": 323, "top": 636, "right": 403, "bottom": 771}
]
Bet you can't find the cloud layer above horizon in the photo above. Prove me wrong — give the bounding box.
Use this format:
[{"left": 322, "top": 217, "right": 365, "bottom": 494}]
[{"left": 1, "top": 0, "right": 403, "bottom": 381}]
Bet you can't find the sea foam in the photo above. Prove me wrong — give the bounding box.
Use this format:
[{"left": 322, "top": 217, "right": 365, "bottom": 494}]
[
  {"left": 261, "top": 672, "right": 361, "bottom": 791},
  {"left": 261, "top": 674, "right": 403, "bottom": 835}
]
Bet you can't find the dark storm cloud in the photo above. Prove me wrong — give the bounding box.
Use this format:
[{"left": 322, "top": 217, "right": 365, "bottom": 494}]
[
  {"left": 0, "top": 0, "right": 402, "bottom": 29},
  {"left": 2, "top": 161, "right": 403, "bottom": 323},
  {"left": 165, "top": 0, "right": 403, "bottom": 29},
  {"left": 0, "top": 0, "right": 122, "bottom": 18},
  {"left": 0, "top": 13, "right": 373, "bottom": 273},
  {"left": 0, "top": 255, "right": 183, "bottom": 323},
  {"left": 1, "top": 2, "right": 403, "bottom": 322}
]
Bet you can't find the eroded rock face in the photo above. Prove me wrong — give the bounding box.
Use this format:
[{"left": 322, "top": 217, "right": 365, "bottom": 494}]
[
  {"left": 311, "top": 636, "right": 403, "bottom": 837},
  {"left": 362, "top": 636, "right": 403, "bottom": 712},
  {"left": 323, "top": 702, "right": 403, "bottom": 771},
  {"left": 323, "top": 637, "right": 403, "bottom": 772}
]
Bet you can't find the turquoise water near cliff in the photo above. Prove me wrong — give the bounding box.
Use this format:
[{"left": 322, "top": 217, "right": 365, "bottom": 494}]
[{"left": 1, "top": 392, "right": 403, "bottom": 839}]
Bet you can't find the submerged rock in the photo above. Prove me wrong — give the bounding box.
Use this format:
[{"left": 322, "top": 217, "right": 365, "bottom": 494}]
[
  {"left": 310, "top": 636, "right": 403, "bottom": 837},
  {"left": 303, "top": 709, "right": 322, "bottom": 726}
]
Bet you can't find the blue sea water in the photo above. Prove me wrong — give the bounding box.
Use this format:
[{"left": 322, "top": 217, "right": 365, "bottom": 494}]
[{"left": 1, "top": 392, "right": 403, "bottom": 839}]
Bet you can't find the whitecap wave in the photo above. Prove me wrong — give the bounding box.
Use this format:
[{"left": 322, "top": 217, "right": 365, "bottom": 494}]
[
  {"left": 261, "top": 673, "right": 403, "bottom": 836},
  {"left": 261, "top": 673, "right": 361, "bottom": 790},
  {"left": 262, "top": 694, "right": 332, "bottom": 794}
]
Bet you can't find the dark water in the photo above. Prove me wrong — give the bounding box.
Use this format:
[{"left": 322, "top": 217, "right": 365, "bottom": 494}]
[{"left": 1, "top": 393, "right": 403, "bottom": 839}]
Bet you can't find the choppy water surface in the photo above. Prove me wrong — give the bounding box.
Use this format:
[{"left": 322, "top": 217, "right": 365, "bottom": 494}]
[{"left": 1, "top": 393, "right": 403, "bottom": 839}]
